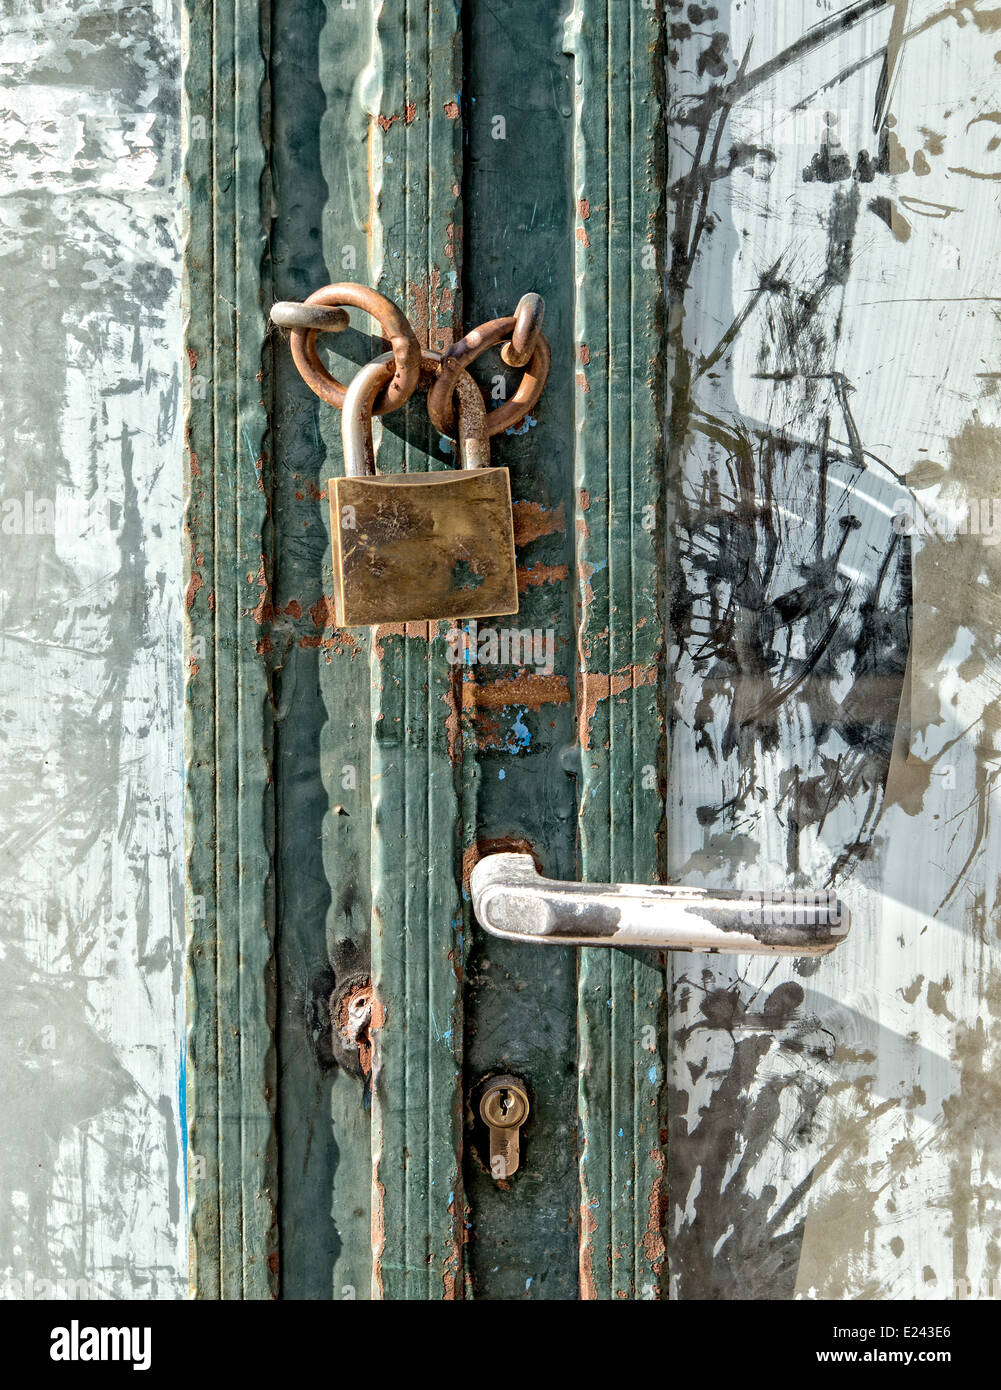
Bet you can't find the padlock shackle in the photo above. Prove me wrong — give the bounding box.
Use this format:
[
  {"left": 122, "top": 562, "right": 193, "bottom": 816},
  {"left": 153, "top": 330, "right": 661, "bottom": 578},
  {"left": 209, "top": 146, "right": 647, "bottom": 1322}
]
[{"left": 341, "top": 348, "right": 490, "bottom": 477}]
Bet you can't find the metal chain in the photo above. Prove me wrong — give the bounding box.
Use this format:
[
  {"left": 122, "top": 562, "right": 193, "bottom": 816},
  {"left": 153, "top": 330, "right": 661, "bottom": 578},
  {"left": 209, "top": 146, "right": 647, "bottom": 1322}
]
[{"left": 270, "top": 287, "right": 549, "bottom": 437}]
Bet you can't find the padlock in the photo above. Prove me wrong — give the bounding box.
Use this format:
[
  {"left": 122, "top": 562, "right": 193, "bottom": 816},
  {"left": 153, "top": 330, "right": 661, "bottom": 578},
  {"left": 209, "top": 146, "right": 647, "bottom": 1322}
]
[{"left": 329, "top": 348, "right": 519, "bottom": 627}]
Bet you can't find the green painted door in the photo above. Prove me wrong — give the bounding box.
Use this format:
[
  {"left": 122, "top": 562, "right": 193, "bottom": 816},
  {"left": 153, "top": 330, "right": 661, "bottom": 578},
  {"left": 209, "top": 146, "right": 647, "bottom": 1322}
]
[{"left": 185, "top": 0, "right": 666, "bottom": 1300}]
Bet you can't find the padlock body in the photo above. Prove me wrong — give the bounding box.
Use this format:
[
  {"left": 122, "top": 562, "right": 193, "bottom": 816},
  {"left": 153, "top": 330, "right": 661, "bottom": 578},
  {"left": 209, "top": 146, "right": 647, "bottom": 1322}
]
[{"left": 329, "top": 467, "right": 519, "bottom": 626}]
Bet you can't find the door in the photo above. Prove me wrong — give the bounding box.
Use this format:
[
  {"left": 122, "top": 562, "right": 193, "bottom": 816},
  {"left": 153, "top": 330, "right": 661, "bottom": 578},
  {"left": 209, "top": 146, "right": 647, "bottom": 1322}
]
[{"left": 184, "top": 0, "right": 1001, "bottom": 1300}]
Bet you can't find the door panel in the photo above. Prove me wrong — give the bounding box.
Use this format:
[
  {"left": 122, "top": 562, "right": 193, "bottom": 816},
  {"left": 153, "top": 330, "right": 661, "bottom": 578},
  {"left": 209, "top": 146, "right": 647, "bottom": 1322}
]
[
  {"left": 460, "top": 2, "right": 581, "bottom": 1301},
  {"left": 185, "top": 0, "right": 1001, "bottom": 1301}
]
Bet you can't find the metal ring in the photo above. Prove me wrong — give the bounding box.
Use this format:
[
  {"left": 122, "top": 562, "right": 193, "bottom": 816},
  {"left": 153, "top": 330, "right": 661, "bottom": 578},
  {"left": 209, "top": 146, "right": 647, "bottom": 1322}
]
[
  {"left": 342, "top": 348, "right": 490, "bottom": 477},
  {"left": 288, "top": 283, "right": 422, "bottom": 416},
  {"left": 501, "top": 292, "right": 545, "bottom": 368},
  {"left": 426, "top": 316, "right": 550, "bottom": 438}
]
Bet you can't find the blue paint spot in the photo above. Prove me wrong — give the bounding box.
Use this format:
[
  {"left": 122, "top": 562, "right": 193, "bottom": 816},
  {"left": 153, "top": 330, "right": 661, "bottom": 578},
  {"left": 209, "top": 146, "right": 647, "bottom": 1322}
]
[
  {"left": 506, "top": 413, "right": 538, "bottom": 437},
  {"left": 439, "top": 434, "right": 455, "bottom": 456},
  {"left": 648, "top": 1066, "right": 658, "bottom": 1084},
  {"left": 508, "top": 709, "right": 531, "bottom": 752},
  {"left": 526, "top": 1276, "right": 533, "bottom": 1289},
  {"left": 617, "top": 1128, "right": 624, "bottom": 1139},
  {"left": 498, "top": 768, "right": 506, "bottom": 780}
]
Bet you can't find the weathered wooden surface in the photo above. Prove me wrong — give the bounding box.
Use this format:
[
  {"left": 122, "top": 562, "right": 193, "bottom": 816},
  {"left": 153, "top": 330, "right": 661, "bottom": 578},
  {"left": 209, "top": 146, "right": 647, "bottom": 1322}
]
[{"left": 0, "top": 0, "right": 185, "bottom": 1296}]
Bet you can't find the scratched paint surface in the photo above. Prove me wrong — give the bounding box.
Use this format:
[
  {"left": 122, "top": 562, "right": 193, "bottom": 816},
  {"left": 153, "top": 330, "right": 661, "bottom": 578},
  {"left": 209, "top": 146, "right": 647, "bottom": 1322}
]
[
  {"left": 0, "top": 2, "right": 185, "bottom": 1296},
  {"left": 667, "top": 0, "right": 1001, "bottom": 1298},
  {"left": 181, "top": 0, "right": 1001, "bottom": 1300}
]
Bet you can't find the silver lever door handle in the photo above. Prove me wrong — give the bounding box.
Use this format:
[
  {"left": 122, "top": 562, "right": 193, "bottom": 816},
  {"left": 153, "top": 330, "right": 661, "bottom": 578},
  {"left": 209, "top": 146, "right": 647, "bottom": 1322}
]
[{"left": 470, "top": 854, "right": 849, "bottom": 957}]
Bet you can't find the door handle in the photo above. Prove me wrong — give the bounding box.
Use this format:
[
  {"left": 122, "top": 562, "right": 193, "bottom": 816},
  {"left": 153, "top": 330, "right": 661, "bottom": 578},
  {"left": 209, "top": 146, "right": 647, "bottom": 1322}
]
[{"left": 470, "top": 854, "right": 849, "bottom": 956}]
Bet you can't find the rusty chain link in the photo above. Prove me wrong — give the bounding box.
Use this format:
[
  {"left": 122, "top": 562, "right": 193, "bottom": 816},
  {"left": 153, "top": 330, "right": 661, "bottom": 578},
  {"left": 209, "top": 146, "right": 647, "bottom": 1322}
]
[{"left": 270, "top": 286, "right": 549, "bottom": 438}]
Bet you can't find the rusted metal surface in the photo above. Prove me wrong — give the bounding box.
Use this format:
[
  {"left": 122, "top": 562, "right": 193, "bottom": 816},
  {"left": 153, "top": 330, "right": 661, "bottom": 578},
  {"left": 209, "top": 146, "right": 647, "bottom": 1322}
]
[
  {"left": 328, "top": 347, "right": 516, "bottom": 626},
  {"left": 287, "top": 282, "right": 422, "bottom": 415},
  {"left": 427, "top": 313, "right": 552, "bottom": 437},
  {"left": 501, "top": 292, "right": 546, "bottom": 369}
]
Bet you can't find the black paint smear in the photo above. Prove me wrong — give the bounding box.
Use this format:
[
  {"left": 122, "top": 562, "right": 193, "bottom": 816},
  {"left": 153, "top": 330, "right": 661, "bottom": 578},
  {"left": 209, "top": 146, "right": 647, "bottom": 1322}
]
[
  {"left": 665, "top": 3, "right": 914, "bottom": 1299},
  {"left": 670, "top": 971, "right": 835, "bottom": 1300}
]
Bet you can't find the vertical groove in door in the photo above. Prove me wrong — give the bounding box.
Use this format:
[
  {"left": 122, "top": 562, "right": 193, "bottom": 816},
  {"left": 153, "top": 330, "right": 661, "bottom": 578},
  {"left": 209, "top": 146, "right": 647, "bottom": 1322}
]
[
  {"left": 567, "top": 0, "right": 668, "bottom": 1298},
  {"left": 183, "top": 0, "right": 277, "bottom": 1298},
  {"left": 368, "top": 0, "right": 465, "bottom": 1300}
]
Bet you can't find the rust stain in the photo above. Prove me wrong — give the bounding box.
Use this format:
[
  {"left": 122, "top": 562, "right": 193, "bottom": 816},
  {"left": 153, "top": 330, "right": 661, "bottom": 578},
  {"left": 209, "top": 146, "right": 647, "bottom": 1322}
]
[
  {"left": 249, "top": 594, "right": 274, "bottom": 626},
  {"left": 256, "top": 636, "right": 273, "bottom": 656},
  {"left": 643, "top": 1148, "right": 666, "bottom": 1279},
  {"left": 247, "top": 552, "right": 274, "bottom": 626},
  {"left": 576, "top": 372, "right": 590, "bottom": 394},
  {"left": 185, "top": 572, "right": 202, "bottom": 610},
  {"left": 298, "top": 632, "right": 358, "bottom": 656},
  {"left": 369, "top": 988, "right": 390, "bottom": 1301},
  {"left": 578, "top": 198, "right": 591, "bottom": 220},
  {"left": 309, "top": 595, "right": 337, "bottom": 630},
  {"left": 579, "top": 1202, "right": 598, "bottom": 1301},
  {"left": 578, "top": 665, "right": 658, "bottom": 750},
  {"left": 404, "top": 101, "right": 416, "bottom": 125},
  {"left": 576, "top": 226, "right": 591, "bottom": 248},
  {"left": 371, "top": 1175, "right": 386, "bottom": 1300},
  {"left": 335, "top": 981, "right": 382, "bottom": 1082},
  {"left": 461, "top": 836, "right": 538, "bottom": 891},
  {"left": 372, "top": 622, "right": 408, "bottom": 659},
  {"left": 462, "top": 672, "right": 570, "bottom": 712},
  {"left": 444, "top": 680, "right": 462, "bottom": 767},
  {"left": 283, "top": 599, "right": 301, "bottom": 619},
  {"left": 443, "top": 100, "right": 459, "bottom": 119},
  {"left": 517, "top": 562, "right": 568, "bottom": 594},
  {"left": 409, "top": 269, "right": 454, "bottom": 353},
  {"left": 578, "top": 344, "right": 591, "bottom": 366},
  {"left": 512, "top": 499, "right": 565, "bottom": 545},
  {"left": 442, "top": 1192, "right": 462, "bottom": 1300},
  {"left": 376, "top": 112, "right": 401, "bottom": 131}
]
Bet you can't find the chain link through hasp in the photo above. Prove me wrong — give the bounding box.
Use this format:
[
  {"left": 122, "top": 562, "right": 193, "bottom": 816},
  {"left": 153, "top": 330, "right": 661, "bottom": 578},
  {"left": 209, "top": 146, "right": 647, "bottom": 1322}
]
[
  {"left": 269, "top": 285, "right": 550, "bottom": 445},
  {"left": 269, "top": 286, "right": 549, "bottom": 627}
]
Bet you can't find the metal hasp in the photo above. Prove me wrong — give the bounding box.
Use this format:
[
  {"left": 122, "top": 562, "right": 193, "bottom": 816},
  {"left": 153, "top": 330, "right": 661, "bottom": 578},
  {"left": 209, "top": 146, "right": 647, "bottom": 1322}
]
[{"left": 470, "top": 853, "right": 850, "bottom": 957}]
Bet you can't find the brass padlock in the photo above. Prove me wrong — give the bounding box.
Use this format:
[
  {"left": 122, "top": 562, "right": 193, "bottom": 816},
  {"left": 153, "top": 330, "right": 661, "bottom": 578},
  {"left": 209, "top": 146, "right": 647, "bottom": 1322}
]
[{"left": 330, "top": 348, "right": 519, "bottom": 627}]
